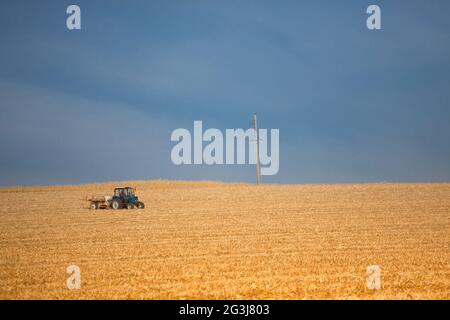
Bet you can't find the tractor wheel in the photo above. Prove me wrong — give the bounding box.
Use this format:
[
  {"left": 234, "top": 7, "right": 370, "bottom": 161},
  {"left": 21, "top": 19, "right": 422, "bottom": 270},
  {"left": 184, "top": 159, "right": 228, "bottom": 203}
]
[
  {"left": 126, "top": 203, "right": 134, "bottom": 210},
  {"left": 137, "top": 202, "right": 145, "bottom": 209},
  {"left": 111, "top": 200, "right": 120, "bottom": 210},
  {"left": 90, "top": 202, "right": 98, "bottom": 210}
]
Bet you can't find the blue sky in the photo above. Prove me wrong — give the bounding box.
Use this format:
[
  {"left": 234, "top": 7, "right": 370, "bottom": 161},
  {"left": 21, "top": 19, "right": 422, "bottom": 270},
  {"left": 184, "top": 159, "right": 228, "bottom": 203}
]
[{"left": 1, "top": 0, "right": 450, "bottom": 185}]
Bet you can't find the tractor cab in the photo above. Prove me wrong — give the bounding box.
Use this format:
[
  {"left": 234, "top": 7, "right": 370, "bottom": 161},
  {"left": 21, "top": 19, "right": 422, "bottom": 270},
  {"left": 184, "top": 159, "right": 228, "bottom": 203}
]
[{"left": 114, "top": 187, "right": 135, "bottom": 199}]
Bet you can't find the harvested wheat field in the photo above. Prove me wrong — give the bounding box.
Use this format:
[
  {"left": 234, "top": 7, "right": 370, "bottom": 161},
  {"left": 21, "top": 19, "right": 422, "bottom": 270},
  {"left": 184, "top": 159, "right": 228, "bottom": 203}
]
[{"left": 0, "top": 181, "right": 449, "bottom": 299}]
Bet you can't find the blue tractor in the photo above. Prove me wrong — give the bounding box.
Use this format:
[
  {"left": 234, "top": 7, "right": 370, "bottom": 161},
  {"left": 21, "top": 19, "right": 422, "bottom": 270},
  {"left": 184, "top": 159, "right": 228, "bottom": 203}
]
[{"left": 111, "top": 187, "right": 145, "bottom": 210}]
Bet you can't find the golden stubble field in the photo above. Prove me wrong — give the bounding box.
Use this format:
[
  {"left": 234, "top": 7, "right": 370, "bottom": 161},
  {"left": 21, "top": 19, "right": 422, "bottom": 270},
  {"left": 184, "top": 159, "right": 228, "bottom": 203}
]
[{"left": 0, "top": 181, "right": 449, "bottom": 299}]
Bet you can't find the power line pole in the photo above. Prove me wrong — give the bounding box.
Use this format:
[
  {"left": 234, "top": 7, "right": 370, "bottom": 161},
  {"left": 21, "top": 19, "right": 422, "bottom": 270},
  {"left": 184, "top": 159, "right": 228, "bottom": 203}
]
[{"left": 253, "top": 113, "right": 261, "bottom": 184}]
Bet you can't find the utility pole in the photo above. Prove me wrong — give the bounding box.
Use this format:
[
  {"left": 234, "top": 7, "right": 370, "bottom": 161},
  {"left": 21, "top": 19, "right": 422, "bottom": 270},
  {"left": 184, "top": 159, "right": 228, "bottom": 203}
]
[{"left": 253, "top": 113, "right": 261, "bottom": 184}]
